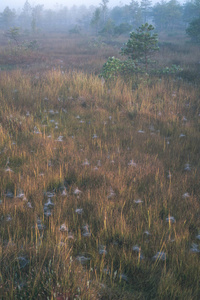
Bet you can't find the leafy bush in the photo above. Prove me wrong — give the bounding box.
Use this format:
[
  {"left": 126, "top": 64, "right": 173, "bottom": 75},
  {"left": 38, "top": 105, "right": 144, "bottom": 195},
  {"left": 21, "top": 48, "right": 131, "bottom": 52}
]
[
  {"left": 100, "top": 56, "right": 137, "bottom": 81},
  {"left": 120, "top": 59, "right": 138, "bottom": 79},
  {"left": 100, "top": 57, "right": 122, "bottom": 80},
  {"left": 159, "top": 64, "right": 183, "bottom": 74}
]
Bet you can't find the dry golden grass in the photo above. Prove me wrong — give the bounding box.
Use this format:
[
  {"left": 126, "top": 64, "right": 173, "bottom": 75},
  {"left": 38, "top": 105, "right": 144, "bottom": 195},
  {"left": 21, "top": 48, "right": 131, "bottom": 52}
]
[{"left": 0, "top": 32, "right": 200, "bottom": 299}]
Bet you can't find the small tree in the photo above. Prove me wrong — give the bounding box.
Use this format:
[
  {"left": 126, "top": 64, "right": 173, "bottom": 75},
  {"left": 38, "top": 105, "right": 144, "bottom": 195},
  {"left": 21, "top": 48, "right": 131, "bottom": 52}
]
[
  {"left": 99, "top": 19, "right": 115, "bottom": 37},
  {"left": 141, "top": 0, "right": 152, "bottom": 23},
  {"left": 186, "top": 18, "right": 200, "bottom": 43},
  {"left": 31, "top": 4, "right": 43, "bottom": 32},
  {"left": 120, "top": 23, "right": 159, "bottom": 72},
  {"left": 5, "top": 27, "right": 20, "bottom": 46},
  {"left": 100, "top": 0, "right": 109, "bottom": 24},
  {"left": 1, "top": 6, "right": 16, "bottom": 28},
  {"left": 186, "top": 0, "right": 200, "bottom": 43},
  {"left": 90, "top": 8, "right": 101, "bottom": 34},
  {"left": 20, "top": 0, "right": 32, "bottom": 28},
  {"left": 129, "top": 1, "right": 143, "bottom": 28}
]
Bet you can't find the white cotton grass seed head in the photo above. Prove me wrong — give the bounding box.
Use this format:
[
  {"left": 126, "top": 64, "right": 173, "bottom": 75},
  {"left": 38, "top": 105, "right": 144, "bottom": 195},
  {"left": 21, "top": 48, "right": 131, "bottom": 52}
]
[
  {"left": 152, "top": 252, "right": 166, "bottom": 261},
  {"left": 182, "top": 193, "right": 190, "bottom": 199},
  {"left": 75, "top": 208, "right": 83, "bottom": 215},
  {"left": 167, "top": 171, "right": 172, "bottom": 179},
  {"left": 44, "top": 208, "right": 52, "bottom": 217},
  {"left": 184, "top": 163, "right": 191, "bottom": 171},
  {"left": 108, "top": 187, "right": 115, "bottom": 198},
  {"left": 27, "top": 202, "right": 33, "bottom": 208},
  {"left": 128, "top": 160, "right": 137, "bottom": 167},
  {"left": 60, "top": 223, "right": 68, "bottom": 232},
  {"left": 6, "top": 215, "right": 12, "bottom": 222},
  {"left": 49, "top": 109, "right": 54, "bottom": 114},
  {"left": 144, "top": 230, "right": 151, "bottom": 236},
  {"left": 44, "top": 198, "right": 54, "bottom": 207},
  {"left": 61, "top": 188, "right": 67, "bottom": 196},
  {"left": 17, "top": 257, "right": 29, "bottom": 269},
  {"left": 132, "top": 245, "right": 141, "bottom": 252},
  {"left": 46, "top": 191, "right": 55, "bottom": 198},
  {"left": 76, "top": 256, "right": 90, "bottom": 264},
  {"left": 166, "top": 216, "right": 176, "bottom": 223},
  {"left": 16, "top": 191, "right": 25, "bottom": 199},
  {"left": 99, "top": 245, "right": 107, "bottom": 255},
  {"left": 134, "top": 199, "right": 143, "bottom": 204},
  {"left": 74, "top": 188, "right": 82, "bottom": 195},
  {"left": 5, "top": 167, "right": 14, "bottom": 173},
  {"left": 190, "top": 243, "right": 200, "bottom": 253},
  {"left": 56, "top": 136, "right": 63, "bottom": 142},
  {"left": 82, "top": 225, "right": 91, "bottom": 237},
  {"left": 37, "top": 218, "right": 45, "bottom": 230},
  {"left": 82, "top": 159, "right": 89, "bottom": 166}
]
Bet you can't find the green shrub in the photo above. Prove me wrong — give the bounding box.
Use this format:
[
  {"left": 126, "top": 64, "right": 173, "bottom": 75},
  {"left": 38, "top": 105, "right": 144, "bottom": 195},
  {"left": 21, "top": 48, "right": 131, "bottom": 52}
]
[
  {"left": 158, "top": 64, "right": 183, "bottom": 74},
  {"left": 100, "top": 56, "right": 137, "bottom": 82}
]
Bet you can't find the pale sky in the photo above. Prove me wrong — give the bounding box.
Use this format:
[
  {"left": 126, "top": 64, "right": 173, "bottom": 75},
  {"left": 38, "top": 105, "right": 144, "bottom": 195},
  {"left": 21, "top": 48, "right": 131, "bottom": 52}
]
[
  {"left": 0, "top": 0, "right": 133, "bottom": 11},
  {"left": 0, "top": 0, "right": 186, "bottom": 12}
]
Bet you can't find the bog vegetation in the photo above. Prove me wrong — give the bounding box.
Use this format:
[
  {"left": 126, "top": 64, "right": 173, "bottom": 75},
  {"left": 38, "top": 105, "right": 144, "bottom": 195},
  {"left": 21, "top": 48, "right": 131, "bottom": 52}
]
[{"left": 0, "top": 0, "right": 200, "bottom": 299}]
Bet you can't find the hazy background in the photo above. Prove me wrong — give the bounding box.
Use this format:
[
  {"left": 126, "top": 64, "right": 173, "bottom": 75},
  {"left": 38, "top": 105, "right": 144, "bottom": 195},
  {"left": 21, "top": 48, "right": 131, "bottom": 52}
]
[{"left": 1, "top": 0, "right": 132, "bottom": 11}]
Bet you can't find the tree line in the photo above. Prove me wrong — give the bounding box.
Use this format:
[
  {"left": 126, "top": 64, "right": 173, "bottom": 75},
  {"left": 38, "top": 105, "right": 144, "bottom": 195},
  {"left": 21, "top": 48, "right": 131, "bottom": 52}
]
[{"left": 0, "top": 0, "right": 200, "bottom": 42}]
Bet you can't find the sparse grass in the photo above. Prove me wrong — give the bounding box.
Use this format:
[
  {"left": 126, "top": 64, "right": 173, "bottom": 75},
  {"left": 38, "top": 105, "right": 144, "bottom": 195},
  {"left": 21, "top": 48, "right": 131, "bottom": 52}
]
[{"left": 0, "top": 31, "right": 200, "bottom": 299}]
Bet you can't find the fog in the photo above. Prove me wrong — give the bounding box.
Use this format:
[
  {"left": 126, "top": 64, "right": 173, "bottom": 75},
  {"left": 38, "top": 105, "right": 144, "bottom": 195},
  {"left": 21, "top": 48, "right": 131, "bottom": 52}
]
[
  {"left": 1, "top": 0, "right": 131, "bottom": 11},
  {"left": 0, "top": 0, "right": 192, "bottom": 36}
]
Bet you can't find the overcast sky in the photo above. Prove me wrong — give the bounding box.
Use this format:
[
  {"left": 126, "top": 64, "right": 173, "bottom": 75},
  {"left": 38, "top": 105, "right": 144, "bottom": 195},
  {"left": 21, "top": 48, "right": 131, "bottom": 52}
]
[
  {"left": 0, "top": 0, "right": 186, "bottom": 12},
  {"left": 0, "top": 0, "right": 134, "bottom": 11}
]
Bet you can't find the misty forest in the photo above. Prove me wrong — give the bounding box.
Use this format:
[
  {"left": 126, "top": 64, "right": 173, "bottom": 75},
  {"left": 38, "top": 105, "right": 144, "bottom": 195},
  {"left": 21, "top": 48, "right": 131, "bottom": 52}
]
[{"left": 0, "top": 0, "right": 200, "bottom": 299}]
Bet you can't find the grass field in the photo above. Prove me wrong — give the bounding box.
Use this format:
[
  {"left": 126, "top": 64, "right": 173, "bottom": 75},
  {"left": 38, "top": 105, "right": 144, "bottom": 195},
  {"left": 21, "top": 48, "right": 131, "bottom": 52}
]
[{"left": 0, "top": 30, "right": 200, "bottom": 299}]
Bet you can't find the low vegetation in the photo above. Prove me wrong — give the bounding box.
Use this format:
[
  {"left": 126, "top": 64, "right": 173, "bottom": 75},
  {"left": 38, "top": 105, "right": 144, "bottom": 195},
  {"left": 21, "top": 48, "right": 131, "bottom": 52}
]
[{"left": 0, "top": 1, "right": 200, "bottom": 299}]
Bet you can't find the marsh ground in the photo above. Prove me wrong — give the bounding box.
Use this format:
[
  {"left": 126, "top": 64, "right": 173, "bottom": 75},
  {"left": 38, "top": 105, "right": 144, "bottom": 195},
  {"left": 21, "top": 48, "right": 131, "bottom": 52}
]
[{"left": 0, "top": 30, "right": 200, "bottom": 299}]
